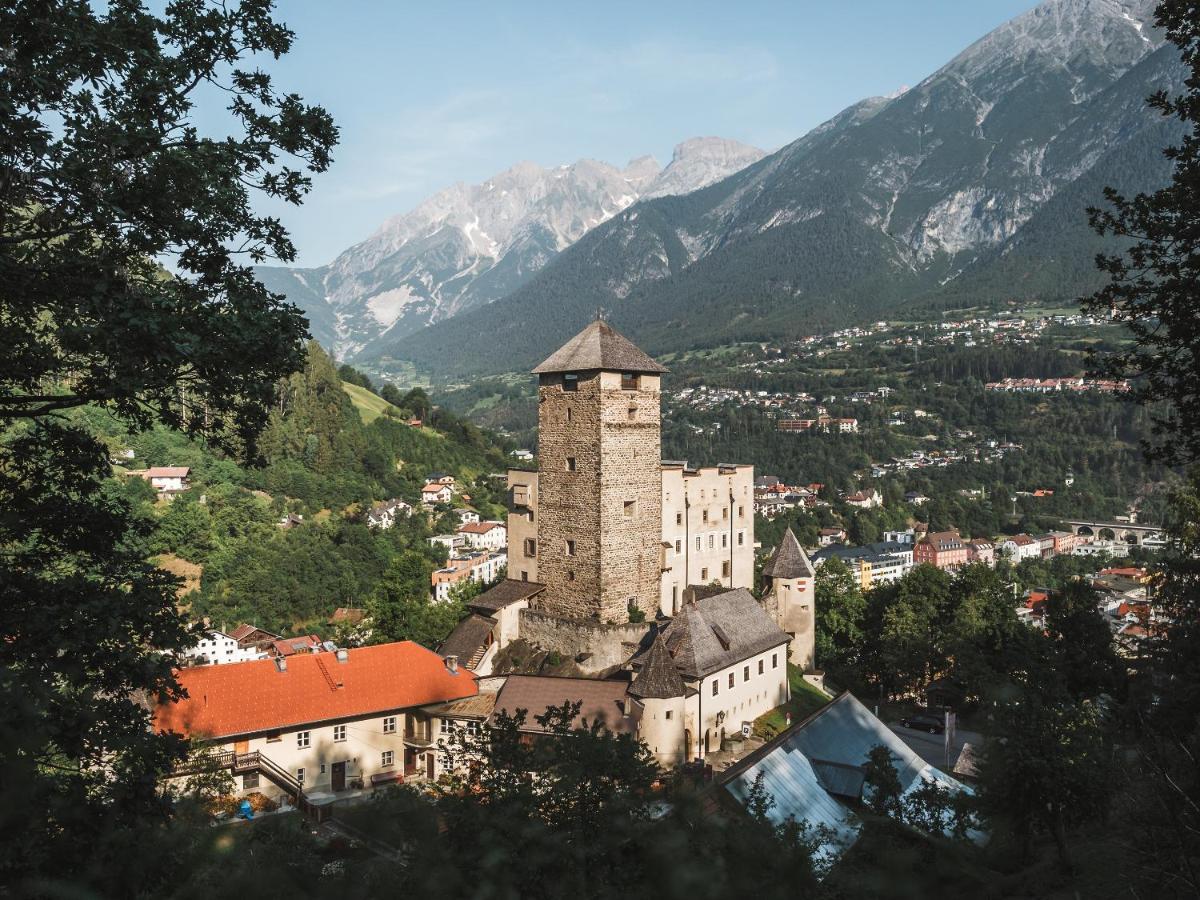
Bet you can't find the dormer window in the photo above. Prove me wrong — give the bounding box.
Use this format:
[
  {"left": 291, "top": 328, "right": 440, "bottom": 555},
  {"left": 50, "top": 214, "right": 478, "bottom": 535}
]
[
  {"left": 621, "top": 372, "right": 639, "bottom": 391},
  {"left": 563, "top": 374, "right": 578, "bottom": 392}
]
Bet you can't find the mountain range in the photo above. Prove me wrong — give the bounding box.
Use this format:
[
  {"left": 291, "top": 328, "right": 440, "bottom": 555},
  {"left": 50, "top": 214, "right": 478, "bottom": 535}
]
[
  {"left": 342, "top": 0, "right": 1183, "bottom": 382},
  {"left": 255, "top": 138, "right": 765, "bottom": 358}
]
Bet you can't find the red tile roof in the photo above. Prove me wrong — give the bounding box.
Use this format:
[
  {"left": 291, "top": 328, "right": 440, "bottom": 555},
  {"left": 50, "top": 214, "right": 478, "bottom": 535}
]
[
  {"left": 145, "top": 466, "right": 190, "bottom": 478},
  {"left": 458, "top": 521, "right": 503, "bottom": 534},
  {"left": 155, "top": 641, "right": 478, "bottom": 739}
]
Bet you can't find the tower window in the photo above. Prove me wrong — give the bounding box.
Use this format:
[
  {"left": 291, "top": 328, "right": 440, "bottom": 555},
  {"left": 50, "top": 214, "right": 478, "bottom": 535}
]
[
  {"left": 567, "top": 571, "right": 576, "bottom": 582},
  {"left": 674, "top": 539, "right": 681, "bottom": 553},
  {"left": 701, "top": 567, "right": 708, "bottom": 581},
  {"left": 621, "top": 373, "right": 639, "bottom": 391},
  {"left": 524, "top": 538, "right": 536, "bottom": 558},
  {"left": 738, "top": 531, "right": 744, "bottom": 546},
  {"left": 566, "top": 457, "right": 576, "bottom": 472},
  {"left": 563, "top": 374, "right": 578, "bottom": 392},
  {"left": 676, "top": 512, "right": 682, "bottom": 525},
  {"left": 702, "top": 509, "right": 708, "bottom": 523},
  {"left": 623, "top": 500, "right": 636, "bottom": 518},
  {"left": 627, "top": 407, "right": 636, "bottom": 421},
  {"left": 565, "top": 540, "right": 576, "bottom": 556},
  {"left": 566, "top": 407, "right": 573, "bottom": 422},
  {"left": 722, "top": 507, "right": 728, "bottom": 520}
]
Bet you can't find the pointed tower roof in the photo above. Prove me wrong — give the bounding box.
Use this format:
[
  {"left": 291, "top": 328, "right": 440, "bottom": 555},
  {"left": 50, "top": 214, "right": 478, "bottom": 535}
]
[
  {"left": 532, "top": 319, "right": 667, "bottom": 375},
  {"left": 763, "top": 528, "right": 815, "bottom": 580},
  {"left": 628, "top": 632, "right": 686, "bottom": 699}
]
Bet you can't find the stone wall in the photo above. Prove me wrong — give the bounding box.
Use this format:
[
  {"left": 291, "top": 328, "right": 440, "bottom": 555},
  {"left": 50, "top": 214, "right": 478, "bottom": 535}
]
[
  {"left": 518, "top": 608, "right": 650, "bottom": 674},
  {"left": 597, "top": 371, "right": 662, "bottom": 623},
  {"left": 536, "top": 371, "right": 603, "bottom": 620}
]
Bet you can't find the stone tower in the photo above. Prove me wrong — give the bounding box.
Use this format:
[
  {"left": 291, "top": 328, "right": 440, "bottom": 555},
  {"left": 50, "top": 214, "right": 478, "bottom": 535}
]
[
  {"left": 761, "top": 528, "right": 817, "bottom": 670},
  {"left": 531, "top": 319, "right": 667, "bottom": 623}
]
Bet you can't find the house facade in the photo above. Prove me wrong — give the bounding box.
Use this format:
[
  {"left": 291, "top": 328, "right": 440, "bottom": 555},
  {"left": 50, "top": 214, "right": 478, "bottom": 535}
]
[
  {"left": 183, "top": 630, "right": 268, "bottom": 667},
  {"left": 913, "top": 530, "right": 969, "bottom": 570},
  {"left": 457, "top": 521, "right": 507, "bottom": 551},
  {"left": 155, "top": 642, "right": 478, "bottom": 801}
]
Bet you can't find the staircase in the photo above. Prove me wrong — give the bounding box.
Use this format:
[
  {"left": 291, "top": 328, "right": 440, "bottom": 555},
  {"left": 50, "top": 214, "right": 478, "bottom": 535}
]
[{"left": 175, "top": 750, "right": 323, "bottom": 820}]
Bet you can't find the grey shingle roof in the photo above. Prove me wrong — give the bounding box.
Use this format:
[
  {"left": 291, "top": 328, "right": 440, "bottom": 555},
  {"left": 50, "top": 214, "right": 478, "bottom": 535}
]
[
  {"left": 763, "top": 529, "right": 815, "bottom": 579},
  {"left": 628, "top": 633, "right": 687, "bottom": 699},
  {"left": 649, "top": 587, "right": 790, "bottom": 679},
  {"left": 467, "top": 579, "right": 545, "bottom": 613},
  {"left": 439, "top": 613, "right": 496, "bottom": 663},
  {"left": 531, "top": 319, "right": 668, "bottom": 375}
]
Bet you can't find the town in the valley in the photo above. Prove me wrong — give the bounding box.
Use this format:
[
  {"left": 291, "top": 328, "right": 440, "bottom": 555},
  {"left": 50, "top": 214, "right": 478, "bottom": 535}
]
[{"left": 154, "top": 320, "right": 1163, "bottom": 863}]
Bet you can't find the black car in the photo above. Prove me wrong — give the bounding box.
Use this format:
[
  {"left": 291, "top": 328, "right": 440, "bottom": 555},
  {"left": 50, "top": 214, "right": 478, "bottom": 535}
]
[{"left": 899, "top": 714, "right": 945, "bottom": 734}]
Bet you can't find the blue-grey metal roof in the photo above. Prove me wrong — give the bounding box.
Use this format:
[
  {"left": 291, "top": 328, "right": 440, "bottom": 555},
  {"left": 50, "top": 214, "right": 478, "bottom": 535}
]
[{"left": 723, "top": 742, "right": 861, "bottom": 867}]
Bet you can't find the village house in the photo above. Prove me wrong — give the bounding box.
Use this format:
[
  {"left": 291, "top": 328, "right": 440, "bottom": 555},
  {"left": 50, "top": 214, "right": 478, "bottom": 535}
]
[
  {"left": 812, "top": 541, "right": 914, "bottom": 589},
  {"left": 228, "top": 623, "right": 282, "bottom": 654},
  {"left": 182, "top": 630, "right": 268, "bottom": 667},
  {"left": 455, "top": 509, "right": 481, "bottom": 526},
  {"left": 843, "top": 488, "right": 882, "bottom": 509},
  {"left": 138, "top": 465, "right": 190, "bottom": 496},
  {"left": 456, "top": 520, "right": 507, "bottom": 551},
  {"left": 155, "top": 642, "right": 478, "bottom": 803},
  {"left": 913, "top": 530, "right": 969, "bottom": 570},
  {"left": 428, "top": 533, "right": 465, "bottom": 554},
  {"left": 818, "top": 527, "right": 847, "bottom": 547},
  {"left": 364, "top": 498, "right": 414, "bottom": 530},
  {"left": 999, "top": 534, "right": 1042, "bottom": 562},
  {"left": 425, "top": 473, "right": 457, "bottom": 488},
  {"left": 431, "top": 551, "right": 507, "bottom": 602},
  {"left": 966, "top": 539, "right": 995, "bottom": 566},
  {"left": 421, "top": 483, "right": 453, "bottom": 506},
  {"left": 272, "top": 635, "right": 324, "bottom": 658}
]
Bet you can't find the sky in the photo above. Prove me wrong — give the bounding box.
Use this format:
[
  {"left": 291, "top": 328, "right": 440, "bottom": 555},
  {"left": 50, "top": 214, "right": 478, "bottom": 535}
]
[{"left": 230, "top": 1, "right": 1037, "bottom": 267}]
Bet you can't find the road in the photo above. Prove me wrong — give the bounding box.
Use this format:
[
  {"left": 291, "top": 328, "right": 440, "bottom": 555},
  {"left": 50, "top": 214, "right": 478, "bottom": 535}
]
[{"left": 888, "top": 721, "right": 983, "bottom": 772}]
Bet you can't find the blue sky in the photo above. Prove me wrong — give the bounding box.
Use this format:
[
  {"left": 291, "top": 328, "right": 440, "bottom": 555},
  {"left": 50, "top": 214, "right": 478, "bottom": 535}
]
[{"left": 244, "top": 1, "right": 1036, "bottom": 266}]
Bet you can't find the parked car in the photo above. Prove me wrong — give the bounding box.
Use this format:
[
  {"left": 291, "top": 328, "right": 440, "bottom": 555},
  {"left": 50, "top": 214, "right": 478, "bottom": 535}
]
[{"left": 899, "top": 714, "right": 945, "bottom": 734}]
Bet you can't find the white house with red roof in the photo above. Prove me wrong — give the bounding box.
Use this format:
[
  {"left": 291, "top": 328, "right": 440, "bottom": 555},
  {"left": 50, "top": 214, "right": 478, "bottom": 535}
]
[
  {"left": 140, "top": 466, "right": 190, "bottom": 495},
  {"left": 155, "top": 641, "right": 479, "bottom": 802},
  {"left": 456, "top": 520, "right": 507, "bottom": 551},
  {"left": 421, "top": 482, "right": 452, "bottom": 506}
]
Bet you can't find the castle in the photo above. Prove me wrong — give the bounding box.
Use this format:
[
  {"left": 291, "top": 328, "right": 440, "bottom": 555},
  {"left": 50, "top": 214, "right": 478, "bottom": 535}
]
[{"left": 444, "top": 318, "right": 818, "bottom": 763}]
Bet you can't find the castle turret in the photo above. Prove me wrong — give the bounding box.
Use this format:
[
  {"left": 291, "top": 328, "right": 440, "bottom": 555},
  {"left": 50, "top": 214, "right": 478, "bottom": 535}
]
[
  {"left": 628, "top": 632, "right": 687, "bottom": 763},
  {"left": 531, "top": 319, "right": 667, "bottom": 623},
  {"left": 762, "top": 528, "right": 816, "bottom": 670}
]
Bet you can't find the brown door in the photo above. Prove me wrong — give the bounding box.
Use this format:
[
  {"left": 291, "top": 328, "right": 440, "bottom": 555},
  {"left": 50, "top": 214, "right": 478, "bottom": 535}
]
[
  {"left": 426, "top": 753, "right": 435, "bottom": 779},
  {"left": 331, "top": 761, "right": 346, "bottom": 792}
]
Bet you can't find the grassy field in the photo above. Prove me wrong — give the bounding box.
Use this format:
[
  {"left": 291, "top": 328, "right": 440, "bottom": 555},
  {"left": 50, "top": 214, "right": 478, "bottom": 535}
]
[
  {"left": 753, "top": 665, "right": 834, "bottom": 739},
  {"left": 342, "top": 382, "right": 399, "bottom": 424}
]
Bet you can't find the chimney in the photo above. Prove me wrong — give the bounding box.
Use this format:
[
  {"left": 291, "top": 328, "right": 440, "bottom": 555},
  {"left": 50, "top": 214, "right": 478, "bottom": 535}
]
[
  {"left": 275, "top": 657, "right": 287, "bottom": 673},
  {"left": 445, "top": 654, "right": 459, "bottom": 674},
  {"left": 336, "top": 648, "right": 349, "bottom": 664}
]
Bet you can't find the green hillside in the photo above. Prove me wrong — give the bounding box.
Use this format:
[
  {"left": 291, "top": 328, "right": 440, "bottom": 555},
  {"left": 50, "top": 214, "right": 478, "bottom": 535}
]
[{"left": 343, "top": 380, "right": 400, "bottom": 424}]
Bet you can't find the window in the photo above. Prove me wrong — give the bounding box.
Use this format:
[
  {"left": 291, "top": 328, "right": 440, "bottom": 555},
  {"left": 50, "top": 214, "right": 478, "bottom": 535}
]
[
  {"left": 624, "top": 500, "right": 636, "bottom": 518},
  {"left": 701, "top": 567, "right": 708, "bottom": 580},
  {"left": 744, "top": 666, "right": 750, "bottom": 682},
  {"left": 565, "top": 539, "right": 576, "bottom": 556},
  {"left": 728, "top": 672, "right": 735, "bottom": 689},
  {"left": 266, "top": 732, "right": 281, "bottom": 743},
  {"left": 521, "top": 570, "right": 528, "bottom": 581},
  {"left": 665, "top": 710, "right": 673, "bottom": 720},
  {"left": 566, "top": 407, "right": 573, "bottom": 422},
  {"left": 568, "top": 570, "right": 575, "bottom": 581},
  {"left": 758, "top": 660, "right": 764, "bottom": 675},
  {"left": 297, "top": 731, "right": 310, "bottom": 749},
  {"left": 695, "top": 536, "right": 701, "bottom": 551},
  {"left": 676, "top": 512, "right": 682, "bottom": 525},
  {"left": 627, "top": 407, "right": 637, "bottom": 421},
  {"left": 524, "top": 538, "right": 536, "bottom": 558},
  {"left": 772, "top": 653, "right": 779, "bottom": 669},
  {"left": 566, "top": 457, "right": 576, "bottom": 472},
  {"left": 333, "top": 724, "right": 346, "bottom": 742},
  {"left": 563, "top": 374, "right": 578, "bottom": 392},
  {"left": 382, "top": 750, "right": 394, "bottom": 768},
  {"left": 674, "top": 539, "right": 681, "bottom": 553},
  {"left": 738, "top": 531, "right": 745, "bottom": 547},
  {"left": 708, "top": 535, "right": 714, "bottom": 550},
  {"left": 383, "top": 716, "right": 396, "bottom": 734},
  {"left": 738, "top": 505, "right": 745, "bottom": 518},
  {"left": 440, "top": 719, "right": 451, "bottom": 735},
  {"left": 722, "top": 507, "right": 728, "bottom": 520},
  {"left": 320, "top": 763, "right": 326, "bottom": 775},
  {"left": 242, "top": 772, "right": 259, "bottom": 790},
  {"left": 712, "top": 680, "right": 719, "bottom": 697},
  {"left": 621, "top": 372, "right": 639, "bottom": 391},
  {"left": 466, "top": 720, "right": 481, "bottom": 736},
  {"left": 722, "top": 534, "right": 727, "bottom": 549},
  {"left": 722, "top": 561, "right": 731, "bottom": 578},
  {"left": 296, "top": 768, "right": 305, "bottom": 784}
]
